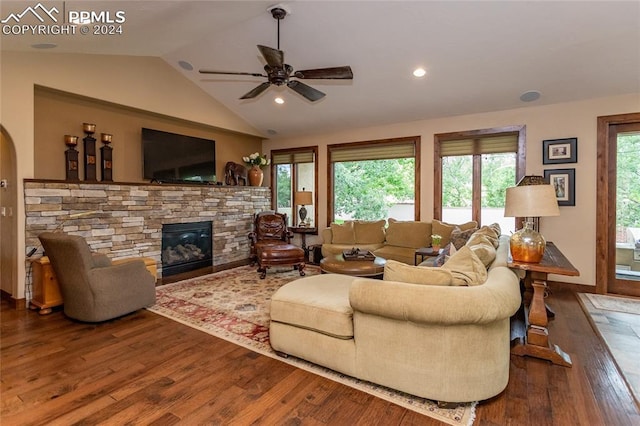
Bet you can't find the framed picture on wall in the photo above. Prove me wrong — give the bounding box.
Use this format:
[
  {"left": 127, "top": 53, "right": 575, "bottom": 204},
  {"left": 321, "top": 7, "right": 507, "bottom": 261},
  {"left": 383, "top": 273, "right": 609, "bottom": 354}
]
[
  {"left": 544, "top": 168, "right": 575, "bottom": 206},
  {"left": 542, "top": 137, "right": 578, "bottom": 164}
]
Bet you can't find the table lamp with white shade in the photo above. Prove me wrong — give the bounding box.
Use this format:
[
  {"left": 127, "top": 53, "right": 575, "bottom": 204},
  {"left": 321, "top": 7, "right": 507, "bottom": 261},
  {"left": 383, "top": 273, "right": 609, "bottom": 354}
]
[{"left": 504, "top": 178, "right": 560, "bottom": 263}]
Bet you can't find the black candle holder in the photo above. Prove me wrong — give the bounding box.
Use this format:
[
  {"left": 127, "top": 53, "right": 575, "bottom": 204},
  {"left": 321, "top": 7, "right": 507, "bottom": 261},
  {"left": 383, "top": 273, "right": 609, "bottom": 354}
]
[
  {"left": 64, "top": 135, "right": 79, "bottom": 181},
  {"left": 100, "top": 133, "right": 113, "bottom": 182},
  {"left": 82, "top": 123, "right": 97, "bottom": 181}
]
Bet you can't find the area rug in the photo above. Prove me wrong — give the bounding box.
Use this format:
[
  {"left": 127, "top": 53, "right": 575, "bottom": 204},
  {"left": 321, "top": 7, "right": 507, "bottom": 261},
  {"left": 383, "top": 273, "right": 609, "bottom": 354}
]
[
  {"left": 578, "top": 293, "right": 640, "bottom": 406},
  {"left": 147, "top": 265, "right": 476, "bottom": 426}
]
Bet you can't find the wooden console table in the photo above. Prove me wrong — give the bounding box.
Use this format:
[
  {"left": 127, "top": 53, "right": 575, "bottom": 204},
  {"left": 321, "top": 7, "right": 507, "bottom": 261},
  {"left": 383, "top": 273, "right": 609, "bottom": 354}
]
[{"left": 509, "top": 242, "right": 579, "bottom": 367}]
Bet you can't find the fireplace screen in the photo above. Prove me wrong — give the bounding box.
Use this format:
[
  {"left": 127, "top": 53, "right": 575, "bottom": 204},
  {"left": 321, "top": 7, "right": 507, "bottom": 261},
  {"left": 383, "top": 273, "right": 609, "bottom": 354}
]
[{"left": 161, "top": 221, "right": 212, "bottom": 276}]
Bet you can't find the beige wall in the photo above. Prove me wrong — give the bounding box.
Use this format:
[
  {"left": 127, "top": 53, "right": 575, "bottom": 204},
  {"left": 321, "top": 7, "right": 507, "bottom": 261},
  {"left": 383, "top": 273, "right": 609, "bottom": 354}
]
[
  {"left": 264, "top": 94, "right": 640, "bottom": 286},
  {"left": 34, "top": 87, "right": 261, "bottom": 182},
  {"left": 1, "top": 51, "right": 263, "bottom": 300}
]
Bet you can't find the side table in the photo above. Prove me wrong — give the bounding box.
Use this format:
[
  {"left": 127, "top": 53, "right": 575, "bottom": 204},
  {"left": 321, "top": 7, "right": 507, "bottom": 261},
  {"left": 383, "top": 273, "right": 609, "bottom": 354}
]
[
  {"left": 290, "top": 226, "right": 318, "bottom": 261},
  {"left": 29, "top": 256, "right": 63, "bottom": 315},
  {"left": 508, "top": 242, "right": 579, "bottom": 367},
  {"left": 414, "top": 247, "right": 442, "bottom": 265}
]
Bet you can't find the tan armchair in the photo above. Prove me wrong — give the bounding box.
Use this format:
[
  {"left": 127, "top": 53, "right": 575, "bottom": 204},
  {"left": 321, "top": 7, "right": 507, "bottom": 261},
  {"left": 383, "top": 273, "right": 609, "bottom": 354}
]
[
  {"left": 248, "top": 211, "right": 305, "bottom": 279},
  {"left": 38, "top": 232, "right": 156, "bottom": 322}
]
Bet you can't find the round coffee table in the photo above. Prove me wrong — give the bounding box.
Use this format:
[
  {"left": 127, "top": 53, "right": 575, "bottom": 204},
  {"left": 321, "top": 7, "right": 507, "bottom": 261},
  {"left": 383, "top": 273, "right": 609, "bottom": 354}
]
[{"left": 320, "top": 254, "right": 386, "bottom": 278}]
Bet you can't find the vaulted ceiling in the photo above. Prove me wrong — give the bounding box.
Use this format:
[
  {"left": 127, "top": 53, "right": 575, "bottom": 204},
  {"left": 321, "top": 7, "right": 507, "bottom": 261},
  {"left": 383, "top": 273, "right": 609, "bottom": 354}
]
[{"left": 2, "top": 1, "right": 639, "bottom": 138}]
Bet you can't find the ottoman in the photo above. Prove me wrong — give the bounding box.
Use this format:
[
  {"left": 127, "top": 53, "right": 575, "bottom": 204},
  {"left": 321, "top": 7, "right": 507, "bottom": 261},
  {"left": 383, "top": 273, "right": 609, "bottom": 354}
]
[
  {"left": 257, "top": 244, "right": 306, "bottom": 279},
  {"left": 270, "top": 274, "right": 358, "bottom": 375}
]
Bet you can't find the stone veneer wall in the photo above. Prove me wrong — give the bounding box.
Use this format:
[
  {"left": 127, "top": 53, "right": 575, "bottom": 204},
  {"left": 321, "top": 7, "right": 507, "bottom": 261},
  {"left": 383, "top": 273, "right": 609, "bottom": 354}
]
[{"left": 24, "top": 180, "right": 271, "bottom": 279}]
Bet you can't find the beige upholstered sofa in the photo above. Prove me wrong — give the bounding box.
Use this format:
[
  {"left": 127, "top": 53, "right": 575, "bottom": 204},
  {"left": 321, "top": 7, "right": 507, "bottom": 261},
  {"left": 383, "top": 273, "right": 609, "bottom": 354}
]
[
  {"left": 321, "top": 219, "right": 478, "bottom": 264},
  {"left": 270, "top": 232, "right": 521, "bottom": 403}
]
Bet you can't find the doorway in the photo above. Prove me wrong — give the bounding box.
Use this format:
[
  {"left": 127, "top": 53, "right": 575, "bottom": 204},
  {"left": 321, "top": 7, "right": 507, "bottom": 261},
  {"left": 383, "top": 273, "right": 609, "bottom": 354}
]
[
  {"left": 596, "top": 113, "right": 640, "bottom": 296},
  {"left": 0, "top": 126, "right": 18, "bottom": 303}
]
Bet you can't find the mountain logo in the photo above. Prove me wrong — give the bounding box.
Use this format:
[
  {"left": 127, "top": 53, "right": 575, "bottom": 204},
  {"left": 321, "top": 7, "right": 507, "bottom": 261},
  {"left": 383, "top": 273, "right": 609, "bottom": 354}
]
[{"left": 1, "top": 3, "right": 59, "bottom": 24}]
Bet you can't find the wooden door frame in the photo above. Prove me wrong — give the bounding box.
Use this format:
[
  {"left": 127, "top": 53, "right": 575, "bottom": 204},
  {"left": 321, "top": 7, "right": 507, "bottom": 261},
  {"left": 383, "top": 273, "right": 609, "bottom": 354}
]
[{"left": 595, "top": 112, "right": 640, "bottom": 295}]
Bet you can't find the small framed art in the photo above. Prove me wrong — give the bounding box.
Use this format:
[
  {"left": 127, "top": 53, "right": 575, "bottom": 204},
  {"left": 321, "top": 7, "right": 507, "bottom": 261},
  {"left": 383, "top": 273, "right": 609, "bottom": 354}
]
[
  {"left": 542, "top": 137, "right": 577, "bottom": 164},
  {"left": 544, "top": 168, "right": 575, "bottom": 206}
]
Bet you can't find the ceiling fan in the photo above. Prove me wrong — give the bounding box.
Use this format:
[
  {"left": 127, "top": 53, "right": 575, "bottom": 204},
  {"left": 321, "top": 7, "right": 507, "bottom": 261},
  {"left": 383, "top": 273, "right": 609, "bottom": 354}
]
[{"left": 199, "top": 5, "right": 353, "bottom": 102}]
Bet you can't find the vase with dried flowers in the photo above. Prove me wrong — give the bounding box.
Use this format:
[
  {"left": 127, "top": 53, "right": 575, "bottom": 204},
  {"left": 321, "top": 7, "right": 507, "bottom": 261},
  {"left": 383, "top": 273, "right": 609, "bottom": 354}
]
[{"left": 243, "top": 152, "right": 270, "bottom": 186}]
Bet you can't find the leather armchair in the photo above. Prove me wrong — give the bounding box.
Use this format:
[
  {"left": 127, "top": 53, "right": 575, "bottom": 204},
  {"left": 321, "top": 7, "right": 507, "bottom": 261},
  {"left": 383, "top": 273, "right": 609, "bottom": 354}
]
[
  {"left": 38, "top": 232, "right": 156, "bottom": 322},
  {"left": 248, "top": 211, "right": 293, "bottom": 264},
  {"left": 248, "top": 211, "right": 305, "bottom": 279}
]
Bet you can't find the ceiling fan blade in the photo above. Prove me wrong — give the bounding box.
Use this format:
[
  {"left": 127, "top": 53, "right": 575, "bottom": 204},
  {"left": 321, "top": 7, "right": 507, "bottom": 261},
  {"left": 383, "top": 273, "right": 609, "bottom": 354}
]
[
  {"left": 293, "top": 66, "right": 353, "bottom": 80},
  {"left": 199, "top": 70, "right": 267, "bottom": 77},
  {"left": 257, "top": 45, "right": 284, "bottom": 68},
  {"left": 240, "top": 82, "right": 271, "bottom": 100},
  {"left": 287, "top": 80, "right": 326, "bottom": 102}
]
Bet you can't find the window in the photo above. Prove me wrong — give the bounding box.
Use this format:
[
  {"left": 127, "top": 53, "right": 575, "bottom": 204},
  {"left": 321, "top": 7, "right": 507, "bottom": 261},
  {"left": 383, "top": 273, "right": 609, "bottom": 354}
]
[
  {"left": 434, "top": 126, "right": 525, "bottom": 233},
  {"left": 271, "top": 147, "right": 318, "bottom": 227},
  {"left": 328, "top": 137, "right": 420, "bottom": 225}
]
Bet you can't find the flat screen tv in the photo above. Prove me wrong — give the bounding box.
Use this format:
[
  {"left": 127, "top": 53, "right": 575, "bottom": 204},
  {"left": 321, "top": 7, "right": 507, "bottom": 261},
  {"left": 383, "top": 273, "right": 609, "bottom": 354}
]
[{"left": 142, "top": 128, "right": 216, "bottom": 183}]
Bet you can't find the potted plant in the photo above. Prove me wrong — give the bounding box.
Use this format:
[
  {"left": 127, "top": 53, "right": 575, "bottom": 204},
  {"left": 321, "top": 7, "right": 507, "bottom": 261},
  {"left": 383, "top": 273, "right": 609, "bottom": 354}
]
[{"left": 431, "top": 234, "right": 442, "bottom": 252}]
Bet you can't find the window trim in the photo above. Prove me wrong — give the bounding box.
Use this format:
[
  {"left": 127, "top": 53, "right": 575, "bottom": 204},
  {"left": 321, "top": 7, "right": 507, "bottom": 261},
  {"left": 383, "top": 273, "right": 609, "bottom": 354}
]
[
  {"left": 434, "top": 125, "right": 526, "bottom": 224},
  {"left": 270, "top": 146, "right": 319, "bottom": 227},
  {"left": 327, "top": 136, "right": 421, "bottom": 226}
]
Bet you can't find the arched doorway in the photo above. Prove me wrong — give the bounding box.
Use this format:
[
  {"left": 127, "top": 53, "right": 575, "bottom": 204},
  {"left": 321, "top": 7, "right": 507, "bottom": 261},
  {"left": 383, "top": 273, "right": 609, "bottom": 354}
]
[{"left": 0, "top": 125, "right": 19, "bottom": 306}]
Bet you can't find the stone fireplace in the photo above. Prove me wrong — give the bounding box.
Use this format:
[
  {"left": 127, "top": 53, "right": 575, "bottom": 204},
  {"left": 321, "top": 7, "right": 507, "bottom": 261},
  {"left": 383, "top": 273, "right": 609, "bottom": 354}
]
[
  {"left": 24, "top": 180, "right": 271, "bottom": 288},
  {"left": 161, "top": 221, "right": 212, "bottom": 276}
]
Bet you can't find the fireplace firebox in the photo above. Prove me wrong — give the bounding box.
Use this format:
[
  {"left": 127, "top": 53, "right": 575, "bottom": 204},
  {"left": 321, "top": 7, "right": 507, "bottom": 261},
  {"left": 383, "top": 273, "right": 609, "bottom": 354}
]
[{"left": 161, "top": 221, "right": 212, "bottom": 276}]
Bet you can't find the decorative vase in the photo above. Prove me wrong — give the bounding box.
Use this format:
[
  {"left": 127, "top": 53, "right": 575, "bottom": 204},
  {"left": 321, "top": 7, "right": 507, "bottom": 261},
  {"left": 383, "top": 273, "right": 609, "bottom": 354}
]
[
  {"left": 248, "top": 165, "right": 263, "bottom": 186},
  {"left": 510, "top": 221, "right": 546, "bottom": 263},
  {"left": 432, "top": 244, "right": 441, "bottom": 252}
]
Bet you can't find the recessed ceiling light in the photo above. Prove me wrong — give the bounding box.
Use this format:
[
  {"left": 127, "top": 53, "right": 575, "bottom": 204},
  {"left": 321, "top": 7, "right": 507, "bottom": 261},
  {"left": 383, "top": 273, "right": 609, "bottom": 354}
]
[
  {"left": 31, "top": 43, "right": 57, "bottom": 49},
  {"left": 274, "top": 97, "right": 285, "bottom": 104},
  {"left": 178, "top": 60, "right": 194, "bottom": 71},
  {"left": 520, "top": 90, "right": 541, "bottom": 102},
  {"left": 267, "top": 129, "right": 278, "bottom": 135},
  {"left": 413, "top": 68, "right": 426, "bottom": 78}
]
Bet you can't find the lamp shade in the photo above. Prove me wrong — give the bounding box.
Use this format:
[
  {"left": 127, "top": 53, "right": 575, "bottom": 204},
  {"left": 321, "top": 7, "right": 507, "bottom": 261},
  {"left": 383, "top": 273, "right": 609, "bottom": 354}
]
[
  {"left": 294, "top": 191, "right": 313, "bottom": 206},
  {"left": 504, "top": 184, "right": 559, "bottom": 218}
]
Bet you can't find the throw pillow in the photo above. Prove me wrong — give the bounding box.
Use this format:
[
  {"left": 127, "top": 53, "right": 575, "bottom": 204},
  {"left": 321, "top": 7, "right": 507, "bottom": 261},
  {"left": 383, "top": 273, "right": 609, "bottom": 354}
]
[
  {"left": 383, "top": 259, "right": 453, "bottom": 286},
  {"left": 330, "top": 222, "right": 355, "bottom": 244},
  {"left": 432, "top": 219, "right": 478, "bottom": 246},
  {"left": 385, "top": 218, "right": 432, "bottom": 248},
  {"left": 466, "top": 234, "right": 497, "bottom": 267},
  {"left": 450, "top": 226, "right": 479, "bottom": 250},
  {"left": 470, "top": 226, "right": 500, "bottom": 248},
  {"left": 441, "top": 245, "right": 488, "bottom": 286},
  {"left": 354, "top": 220, "right": 386, "bottom": 244}
]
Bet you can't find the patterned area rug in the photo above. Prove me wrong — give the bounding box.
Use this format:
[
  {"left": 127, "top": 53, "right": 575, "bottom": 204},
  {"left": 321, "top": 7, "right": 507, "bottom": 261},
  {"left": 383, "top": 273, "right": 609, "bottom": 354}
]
[{"left": 147, "top": 265, "right": 476, "bottom": 425}]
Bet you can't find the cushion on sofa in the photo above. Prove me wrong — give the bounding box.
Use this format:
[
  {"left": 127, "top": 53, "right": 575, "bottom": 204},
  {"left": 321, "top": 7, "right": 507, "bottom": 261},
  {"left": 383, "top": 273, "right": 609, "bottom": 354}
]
[
  {"left": 385, "top": 219, "right": 432, "bottom": 248},
  {"left": 466, "top": 234, "right": 497, "bottom": 267},
  {"left": 331, "top": 222, "right": 356, "bottom": 244},
  {"left": 470, "top": 225, "right": 500, "bottom": 248},
  {"left": 433, "top": 220, "right": 478, "bottom": 245},
  {"left": 441, "top": 245, "right": 488, "bottom": 286},
  {"left": 270, "top": 274, "right": 356, "bottom": 339},
  {"left": 354, "top": 220, "right": 386, "bottom": 244},
  {"left": 383, "top": 259, "right": 453, "bottom": 286},
  {"left": 450, "top": 226, "right": 479, "bottom": 249},
  {"left": 372, "top": 245, "right": 416, "bottom": 265}
]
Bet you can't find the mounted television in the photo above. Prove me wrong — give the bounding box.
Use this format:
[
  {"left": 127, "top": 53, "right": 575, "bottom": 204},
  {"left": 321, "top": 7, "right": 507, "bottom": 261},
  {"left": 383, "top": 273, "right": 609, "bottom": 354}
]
[{"left": 142, "top": 128, "right": 216, "bottom": 183}]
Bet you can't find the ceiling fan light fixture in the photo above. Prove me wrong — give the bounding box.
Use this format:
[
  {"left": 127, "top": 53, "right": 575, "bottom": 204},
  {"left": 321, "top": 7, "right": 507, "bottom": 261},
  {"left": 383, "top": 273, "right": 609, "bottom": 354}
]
[{"left": 413, "top": 68, "right": 427, "bottom": 78}]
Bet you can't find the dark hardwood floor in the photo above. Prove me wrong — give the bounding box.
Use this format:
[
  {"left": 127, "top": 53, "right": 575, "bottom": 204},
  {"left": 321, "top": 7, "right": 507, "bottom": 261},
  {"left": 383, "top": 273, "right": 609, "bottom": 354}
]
[{"left": 1, "top": 287, "right": 638, "bottom": 425}]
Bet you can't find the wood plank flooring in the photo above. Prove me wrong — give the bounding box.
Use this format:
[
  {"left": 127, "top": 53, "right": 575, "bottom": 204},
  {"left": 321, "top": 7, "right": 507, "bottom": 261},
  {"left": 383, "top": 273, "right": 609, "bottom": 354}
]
[{"left": 2, "top": 287, "right": 639, "bottom": 425}]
